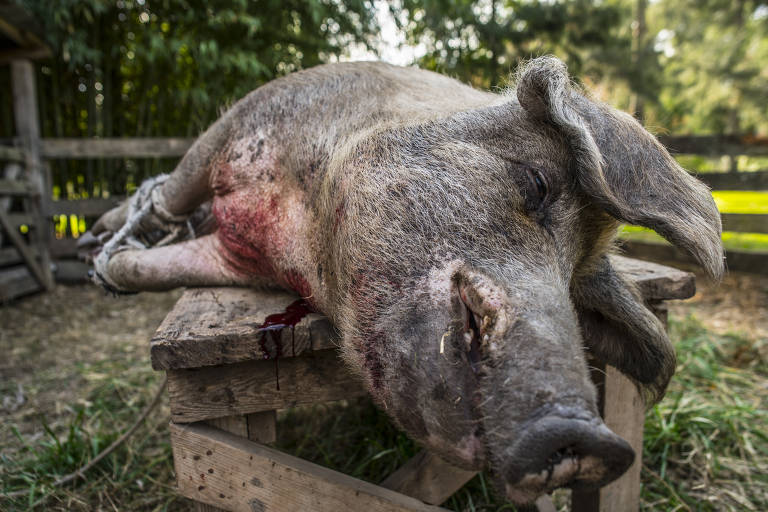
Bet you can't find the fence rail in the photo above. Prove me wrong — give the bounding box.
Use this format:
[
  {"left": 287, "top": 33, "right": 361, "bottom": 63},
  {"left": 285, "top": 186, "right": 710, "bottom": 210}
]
[
  {"left": 41, "top": 137, "right": 194, "bottom": 159},
  {"left": 696, "top": 170, "right": 768, "bottom": 191}
]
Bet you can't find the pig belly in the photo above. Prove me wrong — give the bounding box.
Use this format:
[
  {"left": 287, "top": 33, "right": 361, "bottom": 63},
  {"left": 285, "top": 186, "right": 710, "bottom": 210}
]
[{"left": 212, "top": 188, "right": 313, "bottom": 299}]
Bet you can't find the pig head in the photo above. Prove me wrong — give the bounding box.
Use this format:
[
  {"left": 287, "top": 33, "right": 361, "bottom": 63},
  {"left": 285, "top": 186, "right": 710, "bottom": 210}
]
[
  {"left": 331, "top": 58, "right": 722, "bottom": 503},
  {"left": 83, "top": 57, "right": 723, "bottom": 504}
]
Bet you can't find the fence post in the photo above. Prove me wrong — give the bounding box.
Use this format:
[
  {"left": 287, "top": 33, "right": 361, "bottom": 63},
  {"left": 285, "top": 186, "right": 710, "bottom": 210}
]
[{"left": 11, "top": 59, "right": 53, "bottom": 290}]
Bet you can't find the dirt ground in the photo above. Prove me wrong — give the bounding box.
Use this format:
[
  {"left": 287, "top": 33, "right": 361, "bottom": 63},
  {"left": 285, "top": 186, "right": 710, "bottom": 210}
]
[
  {"left": 668, "top": 266, "right": 768, "bottom": 360},
  {"left": 0, "top": 263, "right": 766, "bottom": 508},
  {"left": 0, "top": 286, "right": 181, "bottom": 451}
]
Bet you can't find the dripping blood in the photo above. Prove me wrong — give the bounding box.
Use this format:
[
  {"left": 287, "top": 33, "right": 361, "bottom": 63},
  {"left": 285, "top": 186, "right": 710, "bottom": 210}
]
[{"left": 256, "top": 299, "right": 315, "bottom": 390}]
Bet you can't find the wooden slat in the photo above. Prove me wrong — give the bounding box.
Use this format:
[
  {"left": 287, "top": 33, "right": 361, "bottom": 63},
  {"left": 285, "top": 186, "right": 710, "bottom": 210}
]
[
  {"left": 658, "top": 134, "right": 768, "bottom": 156},
  {"left": 0, "top": 146, "right": 25, "bottom": 162},
  {"left": 381, "top": 451, "right": 476, "bottom": 505},
  {"left": 721, "top": 213, "right": 768, "bottom": 234},
  {"left": 167, "top": 349, "right": 366, "bottom": 423},
  {"left": 0, "top": 265, "right": 40, "bottom": 302},
  {"left": 621, "top": 240, "right": 768, "bottom": 276},
  {"left": 0, "top": 178, "right": 32, "bottom": 196},
  {"left": 50, "top": 238, "right": 77, "bottom": 258},
  {"left": 41, "top": 137, "right": 194, "bottom": 159},
  {"left": 170, "top": 422, "right": 446, "bottom": 512},
  {"left": 695, "top": 170, "right": 768, "bottom": 191},
  {"left": 0, "top": 209, "right": 48, "bottom": 288},
  {"left": 150, "top": 288, "right": 338, "bottom": 371},
  {"left": 46, "top": 197, "right": 122, "bottom": 216},
  {"left": 0, "top": 246, "right": 25, "bottom": 266},
  {"left": 12, "top": 60, "right": 53, "bottom": 290},
  {"left": 53, "top": 259, "right": 90, "bottom": 283},
  {"left": 610, "top": 255, "right": 695, "bottom": 300},
  {"left": 194, "top": 413, "right": 278, "bottom": 512},
  {"left": 5, "top": 212, "right": 35, "bottom": 228}
]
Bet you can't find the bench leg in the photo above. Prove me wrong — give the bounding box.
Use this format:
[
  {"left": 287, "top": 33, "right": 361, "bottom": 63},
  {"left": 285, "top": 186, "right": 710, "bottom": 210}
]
[{"left": 191, "top": 411, "right": 278, "bottom": 512}]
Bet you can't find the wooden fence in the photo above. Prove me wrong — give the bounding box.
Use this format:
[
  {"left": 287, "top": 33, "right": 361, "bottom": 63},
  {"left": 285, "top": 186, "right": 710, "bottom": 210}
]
[{"left": 1, "top": 134, "right": 767, "bottom": 300}]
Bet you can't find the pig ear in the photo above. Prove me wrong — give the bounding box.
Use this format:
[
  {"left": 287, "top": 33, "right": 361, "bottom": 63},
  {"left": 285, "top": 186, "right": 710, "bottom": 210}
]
[
  {"left": 571, "top": 256, "right": 675, "bottom": 405},
  {"left": 516, "top": 56, "right": 724, "bottom": 280}
]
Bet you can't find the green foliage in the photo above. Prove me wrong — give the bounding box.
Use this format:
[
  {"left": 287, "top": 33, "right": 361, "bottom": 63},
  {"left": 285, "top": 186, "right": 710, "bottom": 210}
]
[
  {"left": 15, "top": 0, "right": 377, "bottom": 138},
  {"left": 396, "top": 0, "right": 633, "bottom": 88}
]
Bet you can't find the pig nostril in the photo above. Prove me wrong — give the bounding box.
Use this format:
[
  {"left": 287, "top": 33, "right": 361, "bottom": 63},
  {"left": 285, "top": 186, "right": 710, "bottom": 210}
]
[{"left": 546, "top": 445, "right": 577, "bottom": 467}]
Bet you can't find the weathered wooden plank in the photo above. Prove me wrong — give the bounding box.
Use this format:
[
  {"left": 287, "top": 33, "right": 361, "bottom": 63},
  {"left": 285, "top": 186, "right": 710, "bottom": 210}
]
[
  {"left": 4, "top": 212, "right": 34, "bottom": 228},
  {"left": 0, "top": 147, "right": 25, "bottom": 163},
  {"left": 0, "top": 209, "right": 48, "bottom": 288},
  {"left": 150, "top": 288, "right": 337, "bottom": 371},
  {"left": 0, "top": 246, "right": 24, "bottom": 267},
  {"left": 50, "top": 237, "right": 77, "bottom": 258},
  {"left": 46, "top": 197, "right": 122, "bottom": 216},
  {"left": 695, "top": 170, "right": 768, "bottom": 191},
  {"left": 381, "top": 451, "right": 477, "bottom": 505},
  {"left": 41, "top": 137, "right": 194, "bottom": 159},
  {"left": 170, "top": 422, "right": 446, "bottom": 512},
  {"left": 195, "top": 414, "right": 275, "bottom": 512},
  {"left": 53, "top": 259, "right": 90, "bottom": 283},
  {"left": 0, "top": 265, "right": 40, "bottom": 302},
  {"left": 167, "top": 349, "right": 366, "bottom": 423},
  {"left": 721, "top": 213, "right": 768, "bottom": 234},
  {"left": 609, "top": 255, "right": 695, "bottom": 300},
  {"left": 0, "top": 178, "right": 32, "bottom": 196},
  {"left": 573, "top": 306, "right": 667, "bottom": 512},
  {"left": 12, "top": 59, "right": 53, "bottom": 290},
  {"left": 246, "top": 411, "right": 277, "bottom": 445},
  {"left": 621, "top": 240, "right": 768, "bottom": 276},
  {"left": 658, "top": 134, "right": 768, "bottom": 157}
]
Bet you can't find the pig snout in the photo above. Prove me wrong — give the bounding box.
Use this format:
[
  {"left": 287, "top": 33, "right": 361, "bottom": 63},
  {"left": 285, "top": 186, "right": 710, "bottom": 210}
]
[
  {"left": 452, "top": 265, "right": 634, "bottom": 502},
  {"left": 501, "top": 413, "right": 634, "bottom": 503}
]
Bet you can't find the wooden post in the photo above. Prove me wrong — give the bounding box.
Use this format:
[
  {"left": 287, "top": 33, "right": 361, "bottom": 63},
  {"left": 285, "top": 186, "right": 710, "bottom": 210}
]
[
  {"left": 193, "top": 412, "right": 278, "bottom": 512},
  {"left": 11, "top": 59, "right": 53, "bottom": 290},
  {"left": 572, "top": 304, "right": 669, "bottom": 512}
]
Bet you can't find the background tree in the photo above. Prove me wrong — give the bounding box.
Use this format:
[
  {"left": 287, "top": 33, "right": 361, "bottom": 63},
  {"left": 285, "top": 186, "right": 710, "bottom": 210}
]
[
  {"left": 395, "top": 0, "right": 640, "bottom": 90},
  {"left": 1, "top": 0, "right": 378, "bottom": 199}
]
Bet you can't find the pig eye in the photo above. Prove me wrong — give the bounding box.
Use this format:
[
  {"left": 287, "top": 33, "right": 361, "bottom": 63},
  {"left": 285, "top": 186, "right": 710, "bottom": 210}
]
[{"left": 525, "top": 168, "right": 549, "bottom": 209}]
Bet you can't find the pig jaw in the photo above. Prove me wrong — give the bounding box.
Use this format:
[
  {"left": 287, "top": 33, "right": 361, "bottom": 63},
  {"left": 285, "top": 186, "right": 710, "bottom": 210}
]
[{"left": 347, "top": 259, "right": 634, "bottom": 503}]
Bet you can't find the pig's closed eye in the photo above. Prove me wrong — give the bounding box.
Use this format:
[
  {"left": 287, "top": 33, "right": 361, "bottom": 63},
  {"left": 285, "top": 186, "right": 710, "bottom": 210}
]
[{"left": 525, "top": 168, "right": 549, "bottom": 210}]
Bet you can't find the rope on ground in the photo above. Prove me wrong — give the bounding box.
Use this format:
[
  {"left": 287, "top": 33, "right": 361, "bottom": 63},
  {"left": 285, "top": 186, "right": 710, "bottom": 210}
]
[{"left": 1, "top": 376, "right": 168, "bottom": 500}]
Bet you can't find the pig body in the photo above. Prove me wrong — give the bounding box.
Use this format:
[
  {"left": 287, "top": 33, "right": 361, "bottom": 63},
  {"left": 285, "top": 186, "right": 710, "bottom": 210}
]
[{"left": 85, "top": 58, "right": 723, "bottom": 504}]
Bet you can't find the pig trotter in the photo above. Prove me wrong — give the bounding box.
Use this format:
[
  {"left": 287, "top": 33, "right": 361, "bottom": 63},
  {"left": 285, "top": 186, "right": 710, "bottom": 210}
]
[{"left": 89, "top": 174, "right": 212, "bottom": 293}]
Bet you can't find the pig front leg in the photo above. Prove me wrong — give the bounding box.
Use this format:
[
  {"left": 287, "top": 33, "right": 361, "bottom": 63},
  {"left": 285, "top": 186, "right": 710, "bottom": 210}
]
[{"left": 95, "top": 234, "right": 270, "bottom": 292}]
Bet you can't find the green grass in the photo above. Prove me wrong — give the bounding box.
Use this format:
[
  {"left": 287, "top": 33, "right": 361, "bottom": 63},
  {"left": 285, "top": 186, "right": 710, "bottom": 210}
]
[
  {"left": 2, "top": 318, "right": 765, "bottom": 511},
  {"left": 0, "top": 368, "right": 181, "bottom": 511},
  {"left": 642, "top": 317, "right": 768, "bottom": 511}
]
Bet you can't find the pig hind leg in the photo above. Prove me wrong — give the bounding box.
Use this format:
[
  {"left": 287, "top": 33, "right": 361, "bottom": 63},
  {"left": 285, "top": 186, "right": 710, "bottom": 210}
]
[{"left": 98, "top": 234, "right": 272, "bottom": 292}]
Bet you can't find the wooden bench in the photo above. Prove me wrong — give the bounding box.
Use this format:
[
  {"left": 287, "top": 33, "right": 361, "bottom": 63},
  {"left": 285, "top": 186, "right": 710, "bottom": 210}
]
[{"left": 150, "top": 255, "right": 695, "bottom": 512}]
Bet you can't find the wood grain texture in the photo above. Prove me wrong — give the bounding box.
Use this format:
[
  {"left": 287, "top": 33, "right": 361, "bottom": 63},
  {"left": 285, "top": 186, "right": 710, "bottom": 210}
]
[
  {"left": 610, "top": 255, "right": 695, "bottom": 300},
  {"left": 167, "top": 349, "right": 366, "bottom": 423},
  {"left": 246, "top": 411, "right": 277, "bottom": 445},
  {"left": 11, "top": 60, "right": 53, "bottom": 290},
  {"left": 151, "top": 288, "right": 337, "bottom": 371},
  {"left": 381, "top": 450, "right": 476, "bottom": 505},
  {"left": 41, "top": 137, "right": 194, "bottom": 159},
  {"left": 170, "top": 422, "right": 447, "bottom": 512},
  {"left": 0, "top": 264, "right": 39, "bottom": 302},
  {"left": 0, "top": 209, "right": 47, "bottom": 287}
]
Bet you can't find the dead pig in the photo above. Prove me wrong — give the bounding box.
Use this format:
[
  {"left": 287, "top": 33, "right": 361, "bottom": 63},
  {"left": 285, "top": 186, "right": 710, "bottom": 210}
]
[{"left": 81, "top": 57, "right": 723, "bottom": 504}]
